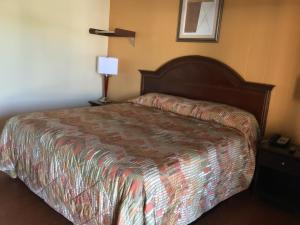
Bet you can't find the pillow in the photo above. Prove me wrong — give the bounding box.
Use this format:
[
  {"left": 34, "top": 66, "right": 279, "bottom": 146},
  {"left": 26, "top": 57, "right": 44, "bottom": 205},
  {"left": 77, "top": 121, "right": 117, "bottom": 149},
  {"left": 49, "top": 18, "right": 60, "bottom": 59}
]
[
  {"left": 129, "top": 93, "right": 259, "bottom": 145},
  {"left": 129, "top": 93, "right": 196, "bottom": 117}
]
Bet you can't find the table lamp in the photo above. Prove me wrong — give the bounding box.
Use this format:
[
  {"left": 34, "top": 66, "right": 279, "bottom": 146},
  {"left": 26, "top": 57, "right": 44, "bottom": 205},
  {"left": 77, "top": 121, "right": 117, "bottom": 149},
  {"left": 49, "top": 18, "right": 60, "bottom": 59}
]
[{"left": 97, "top": 56, "right": 118, "bottom": 103}]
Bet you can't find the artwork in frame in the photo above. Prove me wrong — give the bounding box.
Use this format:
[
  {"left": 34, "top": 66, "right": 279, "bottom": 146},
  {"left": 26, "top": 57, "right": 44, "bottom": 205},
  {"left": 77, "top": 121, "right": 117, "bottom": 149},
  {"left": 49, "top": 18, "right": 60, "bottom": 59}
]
[{"left": 177, "top": 0, "right": 224, "bottom": 42}]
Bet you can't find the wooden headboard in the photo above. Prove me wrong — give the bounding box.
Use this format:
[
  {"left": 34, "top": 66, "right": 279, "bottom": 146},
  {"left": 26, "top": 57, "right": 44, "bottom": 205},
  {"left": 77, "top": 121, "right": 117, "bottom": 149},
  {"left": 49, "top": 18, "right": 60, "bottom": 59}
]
[{"left": 139, "top": 55, "right": 274, "bottom": 135}]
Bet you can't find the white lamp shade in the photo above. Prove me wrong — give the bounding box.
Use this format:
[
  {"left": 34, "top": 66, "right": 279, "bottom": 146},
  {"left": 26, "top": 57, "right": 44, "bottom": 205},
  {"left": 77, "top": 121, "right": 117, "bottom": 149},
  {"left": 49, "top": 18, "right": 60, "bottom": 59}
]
[{"left": 97, "top": 56, "right": 118, "bottom": 76}]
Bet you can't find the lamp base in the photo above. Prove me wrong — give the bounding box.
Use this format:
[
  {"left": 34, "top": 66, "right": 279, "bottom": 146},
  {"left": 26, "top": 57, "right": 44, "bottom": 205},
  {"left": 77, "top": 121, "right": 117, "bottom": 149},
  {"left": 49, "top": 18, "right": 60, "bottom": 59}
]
[{"left": 98, "top": 96, "right": 112, "bottom": 104}]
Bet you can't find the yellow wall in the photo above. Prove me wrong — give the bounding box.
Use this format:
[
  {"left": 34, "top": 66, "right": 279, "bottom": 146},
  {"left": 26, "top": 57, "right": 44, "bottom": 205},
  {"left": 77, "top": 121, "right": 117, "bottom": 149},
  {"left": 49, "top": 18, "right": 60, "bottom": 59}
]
[{"left": 108, "top": 0, "right": 300, "bottom": 143}]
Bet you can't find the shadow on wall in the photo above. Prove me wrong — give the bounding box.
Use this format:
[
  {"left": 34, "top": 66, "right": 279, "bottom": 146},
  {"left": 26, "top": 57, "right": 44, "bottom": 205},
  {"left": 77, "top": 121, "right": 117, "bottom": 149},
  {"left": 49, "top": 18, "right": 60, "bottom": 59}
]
[
  {"left": 0, "top": 118, "right": 8, "bottom": 132},
  {"left": 294, "top": 76, "right": 300, "bottom": 100},
  {"left": 292, "top": 75, "right": 300, "bottom": 144}
]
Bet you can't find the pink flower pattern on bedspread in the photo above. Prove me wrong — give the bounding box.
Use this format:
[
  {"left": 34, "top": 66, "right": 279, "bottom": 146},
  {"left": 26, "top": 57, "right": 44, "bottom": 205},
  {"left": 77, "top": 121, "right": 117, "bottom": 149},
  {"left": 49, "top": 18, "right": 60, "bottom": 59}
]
[{"left": 0, "top": 98, "right": 258, "bottom": 225}]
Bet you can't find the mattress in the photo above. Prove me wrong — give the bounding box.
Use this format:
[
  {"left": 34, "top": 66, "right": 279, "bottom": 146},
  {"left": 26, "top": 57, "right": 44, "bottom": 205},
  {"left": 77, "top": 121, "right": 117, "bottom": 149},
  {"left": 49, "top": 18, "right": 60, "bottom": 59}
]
[{"left": 0, "top": 97, "right": 258, "bottom": 225}]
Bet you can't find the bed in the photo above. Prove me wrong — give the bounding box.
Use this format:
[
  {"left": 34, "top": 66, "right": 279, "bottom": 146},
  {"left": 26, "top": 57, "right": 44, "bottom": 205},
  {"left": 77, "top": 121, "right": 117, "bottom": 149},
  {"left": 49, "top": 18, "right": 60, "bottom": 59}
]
[{"left": 0, "top": 56, "right": 274, "bottom": 225}]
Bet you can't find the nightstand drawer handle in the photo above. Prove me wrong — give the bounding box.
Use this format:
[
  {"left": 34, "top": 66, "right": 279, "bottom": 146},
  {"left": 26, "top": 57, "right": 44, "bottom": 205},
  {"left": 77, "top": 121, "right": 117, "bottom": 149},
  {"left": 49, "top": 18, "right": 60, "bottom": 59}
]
[{"left": 281, "top": 162, "right": 286, "bottom": 166}]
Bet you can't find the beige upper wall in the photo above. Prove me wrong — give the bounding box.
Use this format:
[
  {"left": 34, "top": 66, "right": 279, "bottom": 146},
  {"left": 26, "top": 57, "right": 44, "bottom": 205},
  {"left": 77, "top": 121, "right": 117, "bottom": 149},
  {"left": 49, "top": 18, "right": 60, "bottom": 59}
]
[
  {"left": 0, "top": 0, "right": 110, "bottom": 130},
  {"left": 108, "top": 0, "right": 300, "bottom": 143}
]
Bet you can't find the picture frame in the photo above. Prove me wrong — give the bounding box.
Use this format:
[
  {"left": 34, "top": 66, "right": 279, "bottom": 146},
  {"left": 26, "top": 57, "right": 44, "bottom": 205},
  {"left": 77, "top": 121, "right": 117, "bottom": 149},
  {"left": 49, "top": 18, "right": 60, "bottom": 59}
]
[{"left": 177, "top": 0, "right": 224, "bottom": 42}]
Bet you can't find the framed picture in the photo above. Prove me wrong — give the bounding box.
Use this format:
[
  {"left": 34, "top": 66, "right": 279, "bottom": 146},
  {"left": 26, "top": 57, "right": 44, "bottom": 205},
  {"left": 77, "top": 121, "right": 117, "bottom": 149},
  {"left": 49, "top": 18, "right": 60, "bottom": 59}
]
[{"left": 177, "top": 0, "right": 224, "bottom": 42}]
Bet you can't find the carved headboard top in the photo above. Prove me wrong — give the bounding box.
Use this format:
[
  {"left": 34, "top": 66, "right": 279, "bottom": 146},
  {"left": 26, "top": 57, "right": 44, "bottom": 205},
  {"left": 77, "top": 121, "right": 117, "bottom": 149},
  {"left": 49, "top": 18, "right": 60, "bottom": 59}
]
[{"left": 140, "top": 55, "right": 274, "bottom": 135}]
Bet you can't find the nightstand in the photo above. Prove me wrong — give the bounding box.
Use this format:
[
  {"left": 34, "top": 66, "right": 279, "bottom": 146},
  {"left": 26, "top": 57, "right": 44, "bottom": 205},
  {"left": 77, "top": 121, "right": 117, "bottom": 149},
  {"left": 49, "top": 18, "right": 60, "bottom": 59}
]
[
  {"left": 88, "top": 100, "right": 112, "bottom": 107},
  {"left": 255, "top": 140, "right": 300, "bottom": 210}
]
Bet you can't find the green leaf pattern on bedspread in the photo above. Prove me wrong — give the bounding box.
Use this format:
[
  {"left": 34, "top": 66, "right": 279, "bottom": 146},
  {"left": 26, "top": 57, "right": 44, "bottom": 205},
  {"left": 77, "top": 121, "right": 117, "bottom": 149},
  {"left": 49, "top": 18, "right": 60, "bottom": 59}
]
[{"left": 0, "top": 99, "right": 258, "bottom": 225}]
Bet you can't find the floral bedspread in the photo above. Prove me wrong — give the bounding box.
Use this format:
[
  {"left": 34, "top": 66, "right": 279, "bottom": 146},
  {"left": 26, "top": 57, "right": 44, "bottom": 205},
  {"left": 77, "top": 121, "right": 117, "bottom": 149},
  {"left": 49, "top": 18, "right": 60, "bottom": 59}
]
[{"left": 0, "top": 99, "right": 258, "bottom": 225}]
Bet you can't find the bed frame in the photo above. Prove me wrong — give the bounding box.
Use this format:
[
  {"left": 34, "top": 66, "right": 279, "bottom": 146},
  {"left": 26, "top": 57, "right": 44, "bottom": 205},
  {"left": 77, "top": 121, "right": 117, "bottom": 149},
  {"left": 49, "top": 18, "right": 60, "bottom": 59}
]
[{"left": 139, "top": 55, "right": 274, "bottom": 135}]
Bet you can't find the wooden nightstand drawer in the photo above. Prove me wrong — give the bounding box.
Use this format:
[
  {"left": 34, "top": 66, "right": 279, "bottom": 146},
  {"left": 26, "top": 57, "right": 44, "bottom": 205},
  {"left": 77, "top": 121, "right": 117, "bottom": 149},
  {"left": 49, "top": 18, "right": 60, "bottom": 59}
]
[
  {"left": 88, "top": 100, "right": 120, "bottom": 107},
  {"left": 88, "top": 100, "right": 112, "bottom": 107},
  {"left": 255, "top": 141, "right": 300, "bottom": 210},
  {"left": 258, "top": 150, "right": 300, "bottom": 177}
]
